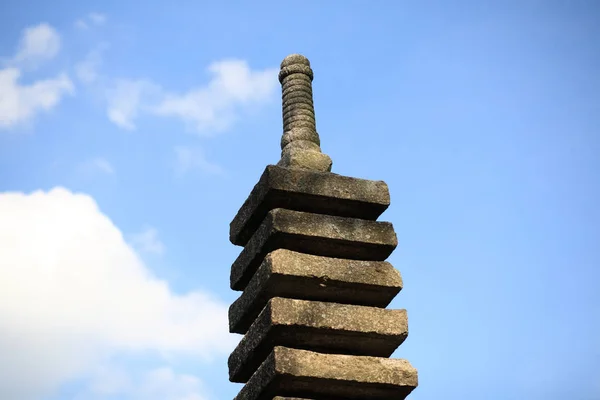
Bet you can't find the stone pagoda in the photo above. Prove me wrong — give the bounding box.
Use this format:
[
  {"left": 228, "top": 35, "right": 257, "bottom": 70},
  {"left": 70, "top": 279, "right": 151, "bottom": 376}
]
[{"left": 227, "top": 54, "right": 418, "bottom": 400}]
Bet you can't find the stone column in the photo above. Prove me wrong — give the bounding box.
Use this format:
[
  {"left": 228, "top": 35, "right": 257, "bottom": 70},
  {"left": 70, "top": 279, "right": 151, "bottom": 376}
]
[
  {"left": 227, "top": 54, "right": 418, "bottom": 400},
  {"left": 277, "top": 54, "right": 332, "bottom": 172}
]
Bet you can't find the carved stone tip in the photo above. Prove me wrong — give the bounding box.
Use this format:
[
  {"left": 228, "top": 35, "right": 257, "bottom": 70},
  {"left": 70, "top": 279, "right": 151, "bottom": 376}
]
[
  {"left": 279, "top": 54, "right": 313, "bottom": 83},
  {"left": 281, "top": 54, "right": 310, "bottom": 68}
]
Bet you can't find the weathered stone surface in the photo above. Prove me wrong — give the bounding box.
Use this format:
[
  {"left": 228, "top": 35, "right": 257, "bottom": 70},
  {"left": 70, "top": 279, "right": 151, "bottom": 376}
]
[
  {"left": 272, "top": 398, "right": 311, "bottom": 400},
  {"left": 229, "top": 165, "right": 390, "bottom": 246},
  {"left": 277, "top": 54, "right": 331, "bottom": 173},
  {"left": 277, "top": 149, "right": 332, "bottom": 173},
  {"left": 229, "top": 297, "right": 408, "bottom": 383},
  {"left": 229, "top": 249, "right": 403, "bottom": 334},
  {"left": 230, "top": 209, "right": 398, "bottom": 291},
  {"left": 234, "top": 347, "right": 418, "bottom": 400}
]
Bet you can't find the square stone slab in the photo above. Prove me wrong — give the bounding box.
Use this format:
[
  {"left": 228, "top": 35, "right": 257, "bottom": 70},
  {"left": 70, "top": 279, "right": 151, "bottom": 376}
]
[
  {"left": 230, "top": 209, "right": 398, "bottom": 291},
  {"left": 229, "top": 165, "right": 391, "bottom": 246},
  {"left": 229, "top": 249, "right": 403, "bottom": 334},
  {"left": 229, "top": 297, "right": 408, "bottom": 383},
  {"left": 233, "top": 347, "right": 418, "bottom": 400}
]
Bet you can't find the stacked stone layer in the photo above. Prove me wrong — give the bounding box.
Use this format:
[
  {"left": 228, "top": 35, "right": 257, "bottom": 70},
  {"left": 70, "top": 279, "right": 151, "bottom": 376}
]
[{"left": 228, "top": 164, "right": 418, "bottom": 400}]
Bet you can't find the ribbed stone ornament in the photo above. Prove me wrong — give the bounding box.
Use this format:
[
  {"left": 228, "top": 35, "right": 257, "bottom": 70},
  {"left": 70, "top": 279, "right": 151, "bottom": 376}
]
[
  {"left": 277, "top": 54, "right": 332, "bottom": 172},
  {"left": 227, "top": 54, "right": 418, "bottom": 400}
]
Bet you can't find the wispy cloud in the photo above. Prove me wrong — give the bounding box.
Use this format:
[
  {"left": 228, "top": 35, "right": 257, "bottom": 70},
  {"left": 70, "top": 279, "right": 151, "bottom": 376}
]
[
  {"left": 174, "top": 146, "right": 224, "bottom": 176},
  {"left": 74, "top": 365, "right": 207, "bottom": 400},
  {"left": 75, "top": 12, "right": 107, "bottom": 30},
  {"left": 106, "top": 79, "right": 160, "bottom": 130},
  {"left": 130, "top": 226, "right": 165, "bottom": 255},
  {"left": 106, "top": 60, "right": 278, "bottom": 134},
  {"left": 0, "top": 23, "right": 73, "bottom": 130},
  {"left": 89, "top": 13, "right": 107, "bottom": 26},
  {"left": 78, "top": 157, "right": 115, "bottom": 175},
  {"left": 0, "top": 68, "right": 74, "bottom": 130},
  {"left": 14, "top": 20, "right": 276, "bottom": 137},
  {"left": 10, "top": 23, "right": 61, "bottom": 68},
  {"left": 92, "top": 158, "right": 114, "bottom": 174},
  {"left": 75, "top": 43, "right": 109, "bottom": 85}
]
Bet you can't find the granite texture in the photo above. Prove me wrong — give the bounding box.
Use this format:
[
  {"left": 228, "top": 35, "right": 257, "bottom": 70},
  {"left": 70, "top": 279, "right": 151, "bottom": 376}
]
[
  {"left": 229, "top": 165, "right": 390, "bottom": 246},
  {"left": 233, "top": 347, "right": 418, "bottom": 400},
  {"left": 229, "top": 249, "right": 403, "bottom": 334},
  {"left": 272, "top": 398, "right": 312, "bottom": 400},
  {"left": 228, "top": 297, "right": 408, "bottom": 383},
  {"left": 230, "top": 209, "right": 398, "bottom": 291},
  {"left": 271, "top": 398, "right": 311, "bottom": 400},
  {"left": 276, "top": 54, "right": 332, "bottom": 172}
]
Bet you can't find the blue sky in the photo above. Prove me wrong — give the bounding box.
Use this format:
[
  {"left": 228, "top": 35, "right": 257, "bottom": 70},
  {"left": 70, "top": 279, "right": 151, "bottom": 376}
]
[{"left": 0, "top": 1, "right": 599, "bottom": 399}]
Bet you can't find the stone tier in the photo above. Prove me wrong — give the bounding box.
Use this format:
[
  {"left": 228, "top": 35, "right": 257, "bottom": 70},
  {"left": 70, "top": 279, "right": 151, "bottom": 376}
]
[
  {"left": 229, "top": 297, "right": 408, "bottom": 383},
  {"left": 230, "top": 208, "right": 398, "bottom": 291},
  {"left": 272, "top": 398, "right": 311, "bottom": 400},
  {"left": 234, "top": 347, "right": 418, "bottom": 400},
  {"left": 229, "top": 249, "right": 403, "bottom": 334},
  {"left": 229, "top": 165, "right": 391, "bottom": 246}
]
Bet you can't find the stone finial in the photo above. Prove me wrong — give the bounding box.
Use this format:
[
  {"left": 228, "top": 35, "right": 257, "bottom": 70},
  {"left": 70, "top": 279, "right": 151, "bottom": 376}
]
[{"left": 277, "top": 54, "right": 333, "bottom": 172}]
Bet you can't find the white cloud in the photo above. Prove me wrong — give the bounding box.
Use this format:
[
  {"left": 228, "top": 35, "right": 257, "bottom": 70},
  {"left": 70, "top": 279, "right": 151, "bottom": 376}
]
[
  {"left": 89, "top": 13, "right": 107, "bottom": 26},
  {"left": 106, "top": 79, "right": 159, "bottom": 130},
  {"left": 78, "top": 157, "right": 115, "bottom": 175},
  {"left": 75, "top": 19, "right": 88, "bottom": 30},
  {"left": 75, "top": 44, "right": 108, "bottom": 84},
  {"left": 106, "top": 60, "right": 278, "bottom": 134},
  {"left": 0, "top": 67, "right": 74, "bottom": 129},
  {"left": 154, "top": 60, "right": 277, "bottom": 133},
  {"left": 0, "top": 23, "right": 74, "bottom": 130},
  {"left": 75, "top": 365, "right": 206, "bottom": 400},
  {"left": 92, "top": 157, "right": 115, "bottom": 174},
  {"left": 130, "top": 226, "right": 165, "bottom": 255},
  {"left": 11, "top": 23, "right": 61, "bottom": 67},
  {"left": 75, "top": 12, "right": 107, "bottom": 30},
  {"left": 133, "top": 367, "right": 205, "bottom": 400},
  {"left": 0, "top": 188, "right": 234, "bottom": 400},
  {"left": 174, "top": 146, "right": 223, "bottom": 176}
]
